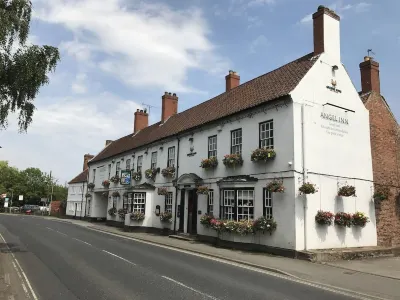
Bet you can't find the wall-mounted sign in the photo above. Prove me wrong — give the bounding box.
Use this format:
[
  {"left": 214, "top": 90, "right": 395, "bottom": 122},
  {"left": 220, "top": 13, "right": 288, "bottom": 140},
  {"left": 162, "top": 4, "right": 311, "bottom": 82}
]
[
  {"left": 120, "top": 170, "right": 132, "bottom": 185},
  {"left": 320, "top": 112, "right": 349, "bottom": 138},
  {"left": 326, "top": 79, "right": 342, "bottom": 93},
  {"left": 320, "top": 112, "right": 349, "bottom": 125},
  {"left": 19, "top": 195, "right": 23, "bottom": 201}
]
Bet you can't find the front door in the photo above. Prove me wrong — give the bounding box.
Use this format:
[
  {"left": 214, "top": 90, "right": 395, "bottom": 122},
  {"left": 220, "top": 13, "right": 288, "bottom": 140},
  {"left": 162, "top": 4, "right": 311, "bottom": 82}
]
[
  {"left": 179, "top": 189, "right": 185, "bottom": 232},
  {"left": 187, "top": 190, "right": 198, "bottom": 235}
]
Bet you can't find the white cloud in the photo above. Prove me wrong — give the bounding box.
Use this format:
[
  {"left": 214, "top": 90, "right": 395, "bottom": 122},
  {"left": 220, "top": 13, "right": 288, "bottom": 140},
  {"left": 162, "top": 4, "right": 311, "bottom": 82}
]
[
  {"left": 249, "top": 35, "right": 268, "bottom": 53},
  {"left": 32, "top": 0, "right": 228, "bottom": 93},
  {"left": 71, "top": 73, "right": 88, "bottom": 94},
  {"left": 248, "top": 0, "right": 275, "bottom": 7},
  {"left": 354, "top": 2, "right": 371, "bottom": 13},
  {"left": 300, "top": 14, "right": 312, "bottom": 24}
]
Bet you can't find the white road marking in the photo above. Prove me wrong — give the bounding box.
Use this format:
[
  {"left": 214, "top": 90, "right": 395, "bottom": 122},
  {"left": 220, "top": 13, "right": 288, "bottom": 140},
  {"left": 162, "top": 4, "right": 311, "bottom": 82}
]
[
  {"left": 0, "top": 233, "right": 39, "bottom": 300},
  {"left": 72, "top": 238, "right": 92, "bottom": 246},
  {"left": 162, "top": 276, "right": 219, "bottom": 300},
  {"left": 45, "top": 227, "right": 54, "bottom": 231},
  {"left": 56, "top": 230, "right": 68, "bottom": 237},
  {"left": 4, "top": 273, "right": 10, "bottom": 285},
  {"left": 101, "top": 250, "right": 136, "bottom": 266}
]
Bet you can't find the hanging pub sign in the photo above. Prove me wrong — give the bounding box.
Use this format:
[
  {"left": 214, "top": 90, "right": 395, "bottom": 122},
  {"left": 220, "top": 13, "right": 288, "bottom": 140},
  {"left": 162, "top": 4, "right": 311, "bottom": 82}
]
[{"left": 120, "top": 170, "right": 132, "bottom": 185}]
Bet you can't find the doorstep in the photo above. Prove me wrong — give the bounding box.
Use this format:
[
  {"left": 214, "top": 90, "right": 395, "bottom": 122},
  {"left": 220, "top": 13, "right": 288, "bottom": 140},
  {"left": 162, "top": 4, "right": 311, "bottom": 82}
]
[{"left": 169, "top": 234, "right": 197, "bottom": 242}]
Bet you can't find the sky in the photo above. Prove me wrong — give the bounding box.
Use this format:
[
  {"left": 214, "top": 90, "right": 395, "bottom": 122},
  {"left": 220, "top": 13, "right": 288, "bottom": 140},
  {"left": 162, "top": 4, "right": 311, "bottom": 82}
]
[{"left": 0, "top": 0, "right": 398, "bottom": 185}]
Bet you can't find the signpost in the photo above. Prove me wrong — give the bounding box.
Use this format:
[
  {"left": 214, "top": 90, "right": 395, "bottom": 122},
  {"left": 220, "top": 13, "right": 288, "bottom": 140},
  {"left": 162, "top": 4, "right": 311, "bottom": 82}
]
[{"left": 120, "top": 170, "right": 132, "bottom": 185}]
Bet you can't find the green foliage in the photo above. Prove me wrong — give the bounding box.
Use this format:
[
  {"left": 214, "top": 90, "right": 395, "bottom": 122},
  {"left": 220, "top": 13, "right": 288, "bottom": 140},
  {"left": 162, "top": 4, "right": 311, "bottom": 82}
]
[{"left": 0, "top": 0, "right": 60, "bottom": 132}]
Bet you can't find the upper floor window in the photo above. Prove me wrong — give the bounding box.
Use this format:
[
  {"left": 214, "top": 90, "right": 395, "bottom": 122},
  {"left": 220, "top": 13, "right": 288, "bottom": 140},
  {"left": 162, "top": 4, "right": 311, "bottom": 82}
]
[
  {"left": 231, "top": 129, "right": 242, "bottom": 155},
  {"left": 115, "top": 161, "right": 120, "bottom": 176},
  {"left": 263, "top": 188, "right": 273, "bottom": 219},
  {"left": 260, "top": 120, "right": 274, "bottom": 148},
  {"left": 108, "top": 164, "right": 111, "bottom": 179},
  {"left": 126, "top": 159, "right": 131, "bottom": 170},
  {"left": 137, "top": 156, "right": 143, "bottom": 172},
  {"left": 151, "top": 152, "right": 157, "bottom": 169},
  {"left": 92, "top": 169, "right": 96, "bottom": 183},
  {"left": 208, "top": 136, "right": 217, "bottom": 158},
  {"left": 220, "top": 189, "right": 254, "bottom": 221},
  {"left": 167, "top": 147, "right": 175, "bottom": 167}
]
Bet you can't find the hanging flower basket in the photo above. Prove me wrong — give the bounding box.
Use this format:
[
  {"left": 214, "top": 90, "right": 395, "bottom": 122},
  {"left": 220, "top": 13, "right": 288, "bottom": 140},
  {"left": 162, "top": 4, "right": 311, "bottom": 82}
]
[
  {"left": 338, "top": 185, "right": 356, "bottom": 197},
  {"left": 251, "top": 148, "right": 276, "bottom": 162},
  {"left": 110, "top": 176, "right": 120, "bottom": 184},
  {"left": 334, "top": 212, "right": 352, "bottom": 227},
  {"left": 102, "top": 180, "right": 110, "bottom": 188},
  {"left": 87, "top": 183, "right": 95, "bottom": 191},
  {"left": 196, "top": 186, "right": 209, "bottom": 195},
  {"left": 130, "top": 211, "right": 145, "bottom": 221},
  {"left": 222, "top": 154, "right": 243, "bottom": 168},
  {"left": 161, "top": 166, "right": 175, "bottom": 178},
  {"left": 373, "top": 186, "right": 390, "bottom": 202},
  {"left": 315, "top": 210, "right": 334, "bottom": 225},
  {"left": 118, "top": 208, "right": 127, "bottom": 219},
  {"left": 108, "top": 207, "right": 117, "bottom": 216},
  {"left": 111, "top": 191, "right": 120, "bottom": 197},
  {"left": 102, "top": 191, "right": 109, "bottom": 198},
  {"left": 352, "top": 212, "right": 369, "bottom": 227},
  {"left": 253, "top": 217, "right": 277, "bottom": 235},
  {"left": 145, "top": 168, "right": 158, "bottom": 180},
  {"left": 157, "top": 187, "right": 168, "bottom": 196},
  {"left": 160, "top": 211, "right": 172, "bottom": 223},
  {"left": 299, "top": 182, "right": 318, "bottom": 195},
  {"left": 200, "top": 157, "right": 218, "bottom": 169},
  {"left": 266, "top": 180, "right": 285, "bottom": 193},
  {"left": 85, "top": 193, "right": 92, "bottom": 198},
  {"left": 132, "top": 172, "right": 142, "bottom": 181}
]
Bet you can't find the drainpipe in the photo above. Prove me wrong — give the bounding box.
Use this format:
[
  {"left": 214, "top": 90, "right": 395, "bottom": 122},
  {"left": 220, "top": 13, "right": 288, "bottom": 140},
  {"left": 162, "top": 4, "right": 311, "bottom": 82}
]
[
  {"left": 173, "top": 137, "right": 181, "bottom": 234},
  {"left": 81, "top": 181, "right": 84, "bottom": 219},
  {"left": 301, "top": 104, "right": 308, "bottom": 251}
]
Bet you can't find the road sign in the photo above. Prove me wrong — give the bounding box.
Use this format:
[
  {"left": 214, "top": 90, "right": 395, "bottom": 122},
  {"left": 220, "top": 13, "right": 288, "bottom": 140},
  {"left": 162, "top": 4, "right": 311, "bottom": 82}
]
[
  {"left": 4, "top": 198, "right": 9, "bottom": 208},
  {"left": 19, "top": 195, "right": 23, "bottom": 201}
]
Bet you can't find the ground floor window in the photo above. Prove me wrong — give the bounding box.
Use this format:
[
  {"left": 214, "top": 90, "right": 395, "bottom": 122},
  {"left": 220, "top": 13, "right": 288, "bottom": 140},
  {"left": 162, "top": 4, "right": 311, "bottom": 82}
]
[
  {"left": 263, "top": 188, "right": 273, "bottom": 219},
  {"left": 207, "top": 190, "right": 214, "bottom": 216},
  {"left": 220, "top": 189, "right": 254, "bottom": 221},
  {"left": 133, "top": 193, "right": 146, "bottom": 213},
  {"left": 165, "top": 192, "right": 173, "bottom": 213}
]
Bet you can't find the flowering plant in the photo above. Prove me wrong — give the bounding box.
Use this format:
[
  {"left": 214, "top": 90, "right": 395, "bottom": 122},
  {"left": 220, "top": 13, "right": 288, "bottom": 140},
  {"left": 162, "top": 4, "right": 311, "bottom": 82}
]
[
  {"left": 334, "top": 212, "right": 352, "bottom": 227},
  {"left": 200, "top": 215, "right": 213, "bottom": 227},
  {"left": 236, "top": 220, "right": 255, "bottom": 236},
  {"left": 210, "top": 219, "right": 225, "bottom": 233},
  {"left": 102, "top": 180, "right": 110, "bottom": 188},
  {"left": 253, "top": 217, "right": 277, "bottom": 235},
  {"left": 118, "top": 208, "right": 127, "bottom": 219},
  {"left": 266, "top": 180, "right": 285, "bottom": 193},
  {"left": 338, "top": 185, "right": 356, "bottom": 197},
  {"left": 161, "top": 166, "right": 175, "bottom": 177},
  {"left": 130, "top": 211, "right": 145, "bottom": 221},
  {"left": 132, "top": 172, "right": 142, "bottom": 181},
  {"left": 111, "top": 191, "right": 120, "bottom": 197},
  {"left": 110, "top": 176, "right": 120, "bottom": 184},
  {"left": 196, "top": 186, "right": 209, "bottom": 195},
  {"left": 108, "top": 207, "right": 117, "bottom": 216},
  {"left": 157, "top": 187, "right": 168, "bottom": 196},
  {"left": 251, "top": 148, "right": 276, "bottom": 162},
  {"left": 315, "top": 210, "right": 334, "bottom": 225},
  {"left": 373, "top": 186, "right": 390, "bottom": 202},
  {"left": 200, "top": 157, "right": 218, "bottom": 169},
  {"left": 160, "top": 211, "right": 173, "bottom": 223},
  {"left": 299, "top": 182, "right": 318, "bottom": 195},
  {"left": 145, "top": 168, "right": 158, "bottom": 180},
  {"left": 102, "top": 191, "right": 109, "bottom": 198},
  {"left": 352, "top": 212, "right": 369, "bottom": 227},
  {"left": 87, "top": 183, "right": 95, "bottom": 190},
  {"left": 85, "top": 193, "right": 92, "bottom": 198},
  {"left": 222, "top": 154, "right": 243, "bottom": 168}
]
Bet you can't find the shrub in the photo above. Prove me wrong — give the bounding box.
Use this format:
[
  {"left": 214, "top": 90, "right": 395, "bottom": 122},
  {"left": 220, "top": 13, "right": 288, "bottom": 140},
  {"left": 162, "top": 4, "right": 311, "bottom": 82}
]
[{"left": 373, "top": 186, "right": 390, "bottom": 202}]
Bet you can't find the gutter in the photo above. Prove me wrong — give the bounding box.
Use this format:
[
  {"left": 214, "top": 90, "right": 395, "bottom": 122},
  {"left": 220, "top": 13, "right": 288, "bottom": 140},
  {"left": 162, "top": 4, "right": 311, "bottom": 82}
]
[{"left": 173, "top": 137, "right": 181, "bottom": 234}]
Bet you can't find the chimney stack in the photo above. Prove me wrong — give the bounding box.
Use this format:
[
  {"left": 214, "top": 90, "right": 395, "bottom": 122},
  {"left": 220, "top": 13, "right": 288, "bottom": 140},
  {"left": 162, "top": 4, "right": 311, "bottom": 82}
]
[
  {"left": 161, "top": 92, "right": 178, "bottom": 122},
  {"left": 83, "top": 154, "right": 94, "bottom": 171},
  {"left": 360, "top": 56, "right": 380, "bottom": 94},
  {"left": 134, "top": 108, "right": 149, "bottom": 133},
  {"left": 313, "top": 5, "right": 341, "bottom": 61},
  {"left": 225, "top": 70, "right": 240, "bottom": 92},
  {"left": 105, "top": 140, "right": 113, "bottom": 147}
]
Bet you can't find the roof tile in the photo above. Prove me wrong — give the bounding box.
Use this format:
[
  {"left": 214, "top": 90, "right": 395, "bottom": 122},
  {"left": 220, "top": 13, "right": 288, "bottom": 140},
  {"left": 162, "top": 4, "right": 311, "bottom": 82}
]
[{"left": 69, "top": 169, "right": 88, "bottom": 184}]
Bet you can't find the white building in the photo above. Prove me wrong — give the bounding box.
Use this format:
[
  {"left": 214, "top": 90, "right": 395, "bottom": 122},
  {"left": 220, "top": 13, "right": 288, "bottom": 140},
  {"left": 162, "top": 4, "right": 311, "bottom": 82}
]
[{"left": 87, "top": 6, "right": 377, "bottom": 253}]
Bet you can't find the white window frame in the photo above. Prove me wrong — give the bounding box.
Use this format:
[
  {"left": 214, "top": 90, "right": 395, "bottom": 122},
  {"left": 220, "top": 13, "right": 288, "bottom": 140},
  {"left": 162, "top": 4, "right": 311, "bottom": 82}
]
[
  {"left": 126, "top": 159, "right": 131, "bottom": 170},
  {"left": 208, "top": 136, "right": 217, "bottom": 158},
  {"left": 231, "top": 129, "right": 242, "bottom": 155},
  {"left": 207, "top": 190, "right": 214, "bottom": 215},
  {"left": 260, "top": 120, "right": 274, "bottom": 149},
  {"left": 222, "top": 190, "right": 235, "bottom": 220},
  {"left": 116, "top": 162, "right": 120, "bottom": 176},
  {"left": 133, "top": 193, "right": 146, "bottom": 213},
  {"left": 137, "top": 156, "right": 143, "bottom": 172},
  {"left": 165, "top": 192, "right": 173, "bottom": 213},
  {"left": 167, "top": 147, "right": 175, "bottom": 167},
  {"left": 92, "top": 169, "right": 96, "bottom": 183},
  {"left": 263, "top": 188, "right": 273, "bottom": 219},
  {"left": 220, "top": 189, "right": 254, "bottom": 221},
  {"left": 151, "top": 152, "right": 157, "bottom": 169}
]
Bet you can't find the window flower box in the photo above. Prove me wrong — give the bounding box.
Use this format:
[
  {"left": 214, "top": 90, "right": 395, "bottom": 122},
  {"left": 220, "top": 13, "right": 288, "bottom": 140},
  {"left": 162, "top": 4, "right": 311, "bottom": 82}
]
[
  {"left": 222, "top": 154, "right": 243, "bottom": 168},
  {"left": 132, "top": 172, "right": 142, "bottom": 181},
  {"left": 157, "top": 187, "right": 168, "bottom": 196},
  {"left": 110, "top": 176, "right": 120, "bottom": 184},
  {"left": 315, "top": 210, "right": 334, "bottom": 225},
  {"left": 118, "top": 208, "right": 127, "bottom": 219},
  {"left": 87, "top": 183, "right": 95, "bottom": 191},
  {"left": 130, "top": 212, "right": 145, "bottom": 221},
  {"left": 160, "top": 212, "right": 172, "bottom": 223},
  {"left": 102, "top": 180, "right": 110, "bottom": 188},
  {"left": 200, "top": 215, "right": 214, "bottom": 227},
  {"left": 352, "top": 212, "right": 369, "bottom": 227},
  {"left": 200, "top": 157, "right": 218, "bottom": 169},
  {"left": 299, "top": 182, "right": 318, "bottom": 195},
  {"left": 111, "top": 191, "right": 120, "bottom": 197},
  {"left": 251, "top": 147, "right": 276, "bottom": 162},
  {"left": 334, "top": 212, "right": 352, "bottom": 227},
  {"left": 373, "top": 186, "right": 390, "bottom": 202},
  {"left": 145, "top": 168, "right": 158, "bottom": 180},
  {"left": 161, "top": 166, "right": 175, "bottom": 178},
  {"left": 338, "top": 185, "right": 356, "bottom": 197},
  {"left": 108, "top": 207, "right": 117, "bottom": 216},
  {"left": 266, "top": 180, "right": 285, "bottom": 193},
  {"left": 253, "top": 216, "right": 277, "bottom": 235},
  {"left": 196, "top": 186, "right": 209, "bottom": 195}
]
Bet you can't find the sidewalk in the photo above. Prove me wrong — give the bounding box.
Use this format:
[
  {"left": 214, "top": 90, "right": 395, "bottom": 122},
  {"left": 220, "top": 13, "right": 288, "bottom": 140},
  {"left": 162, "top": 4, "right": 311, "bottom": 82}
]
[{"left": 51, "top": 217, "right": 400, "bottom": 300}]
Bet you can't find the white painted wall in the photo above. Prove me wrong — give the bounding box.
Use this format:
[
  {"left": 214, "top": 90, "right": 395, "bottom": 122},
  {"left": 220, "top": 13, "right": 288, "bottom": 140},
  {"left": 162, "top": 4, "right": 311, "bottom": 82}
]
[
  {"left": 322, "top": 13, "right": 341, "bottom": 62},
  {"left": 66, "top": 182, "right": 86, "bottom": 217}
]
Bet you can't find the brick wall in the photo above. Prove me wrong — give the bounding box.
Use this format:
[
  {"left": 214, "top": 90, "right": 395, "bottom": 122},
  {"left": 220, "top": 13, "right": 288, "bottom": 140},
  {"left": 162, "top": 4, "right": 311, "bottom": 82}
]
[{"left": 364, "top": 92, "right": 400, "bottom": 246}]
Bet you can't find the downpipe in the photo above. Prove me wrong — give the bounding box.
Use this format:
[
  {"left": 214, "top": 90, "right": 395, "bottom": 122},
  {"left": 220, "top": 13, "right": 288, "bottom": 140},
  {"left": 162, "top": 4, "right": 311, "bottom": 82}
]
[
  {"left": 173, "top": 137, "right": 180, "bottom": 234},
  {"left": 301, "top": 104, "right": 308, "bottom": 251}
]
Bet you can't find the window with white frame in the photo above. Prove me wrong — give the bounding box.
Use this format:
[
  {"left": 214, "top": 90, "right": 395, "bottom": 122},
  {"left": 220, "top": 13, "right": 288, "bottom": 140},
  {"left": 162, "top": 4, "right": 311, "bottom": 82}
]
[
  {"left": 108, "top": 164, "right": 111, "bottom": 179},
  {"left": 123, "top": 192, "right": 133, "bottom": 212},
  {"left": 208, "top": 136, "right": 217, "bottom": 158},
  {"left": 259, "top": 120, "right": 274, "bottom": 148},
  {"left": 263, "top": 188, "right": 273, "bottom": 219},
  {"left": 167, "top": 147, "right": 175, "bottom": 167},
  {"left": 207, "top": 190, "right": 214, "bottom": 215},
  {"left": 133, "top": 193, "right": 146, "bottom": 213},
  {"left": 151, "top": 152, "right": 157, "bottom": 169},
  {"left": 220, "top": 189, "right": 254, "bottom": 221},
  {"left": 231, "top": 129, "right": 242, "bottom": 154},
  {"left": 116, "top": 162, "right": 120, "bottom": 176},
  {"left": 137, "top": 156, "right": 143, "bottom": 172},
  {"left": 126, "top": 159, "right": 131, "bottom": 170},
  {"left": 92, "top": 169, "right": 96, "bottom": 183},
  {"left": 165, "top": 192, "right": 173, "bottom": 213}
]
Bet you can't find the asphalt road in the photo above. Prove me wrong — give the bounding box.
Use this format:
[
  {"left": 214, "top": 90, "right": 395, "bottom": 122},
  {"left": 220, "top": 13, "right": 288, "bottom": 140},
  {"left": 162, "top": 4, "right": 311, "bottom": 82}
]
[{"left": 0, "top": 215, "right": 356, "bottom": 300}]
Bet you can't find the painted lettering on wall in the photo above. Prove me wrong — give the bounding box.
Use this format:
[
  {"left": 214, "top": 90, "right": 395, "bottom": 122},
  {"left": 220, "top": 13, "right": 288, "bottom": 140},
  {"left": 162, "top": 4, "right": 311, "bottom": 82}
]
[
  {"left": 320, "top": 113, "right": 349, "bottom": 125},
  {"left": 320, "top": 112, "right": 349, "bottom": 138}
]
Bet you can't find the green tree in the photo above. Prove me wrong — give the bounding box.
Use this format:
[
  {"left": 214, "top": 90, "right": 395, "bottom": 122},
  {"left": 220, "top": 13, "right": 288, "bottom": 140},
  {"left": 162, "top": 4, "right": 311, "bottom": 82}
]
[{"left": 0, "top": 0, "right": 60, "bottom": 132}]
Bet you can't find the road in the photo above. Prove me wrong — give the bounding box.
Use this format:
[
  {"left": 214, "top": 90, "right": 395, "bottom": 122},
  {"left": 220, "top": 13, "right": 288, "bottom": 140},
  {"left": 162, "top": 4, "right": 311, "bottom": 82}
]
[{"left": 0, "top": 215, "right": 357, "bottom": 300}]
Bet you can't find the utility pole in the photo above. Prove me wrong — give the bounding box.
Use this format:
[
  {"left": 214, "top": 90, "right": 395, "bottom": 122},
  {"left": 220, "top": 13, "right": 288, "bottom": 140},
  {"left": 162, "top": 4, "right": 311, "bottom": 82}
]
[{"left": 49, "top": 171, "right": 52, "bottom": 215}]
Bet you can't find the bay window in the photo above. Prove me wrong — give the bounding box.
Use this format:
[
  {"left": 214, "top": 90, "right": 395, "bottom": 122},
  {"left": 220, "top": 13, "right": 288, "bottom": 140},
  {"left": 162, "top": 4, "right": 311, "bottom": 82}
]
[{"left": 220, "top": 189, "right": 254, "bottom": 221}]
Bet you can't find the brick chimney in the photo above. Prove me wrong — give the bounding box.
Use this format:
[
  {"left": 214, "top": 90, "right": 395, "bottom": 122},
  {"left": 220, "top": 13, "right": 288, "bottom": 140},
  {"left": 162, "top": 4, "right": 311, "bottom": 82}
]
[
  {"left": 134, "top": 109, "right": 149, "bottom": 133},
  {"left": 360, "top": 56, "right": 380, "bottom": 94},
  {"left": 105, "top": 140, "right": 113, "bottom": 147},
  {"left": 83, "top": 154, "right": 94, "bottom": 171},
  {"left": 313, "top": 5, "right": 341, "bottom": 61},
  {"left": 161, "top": 92, "right": 178, "bottom": 122},
  {"left": 225, "top": 70, "right": 240, "bottom": 92}
]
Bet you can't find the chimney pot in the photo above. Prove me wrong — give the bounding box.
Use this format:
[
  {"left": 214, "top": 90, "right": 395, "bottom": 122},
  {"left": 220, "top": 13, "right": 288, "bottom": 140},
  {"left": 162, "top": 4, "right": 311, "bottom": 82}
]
[
  {"left": 173, "top": 93, "right": 176, "bottom": 97},
  {"left": 225, "top": 70, "right": 240, "bottom": 92}
]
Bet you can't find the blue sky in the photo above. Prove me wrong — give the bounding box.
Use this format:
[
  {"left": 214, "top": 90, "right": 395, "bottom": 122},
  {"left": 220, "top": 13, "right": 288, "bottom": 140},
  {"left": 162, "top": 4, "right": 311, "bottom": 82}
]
[{"left": 0, "top": 0, "right": 398, "bottom": 185}]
